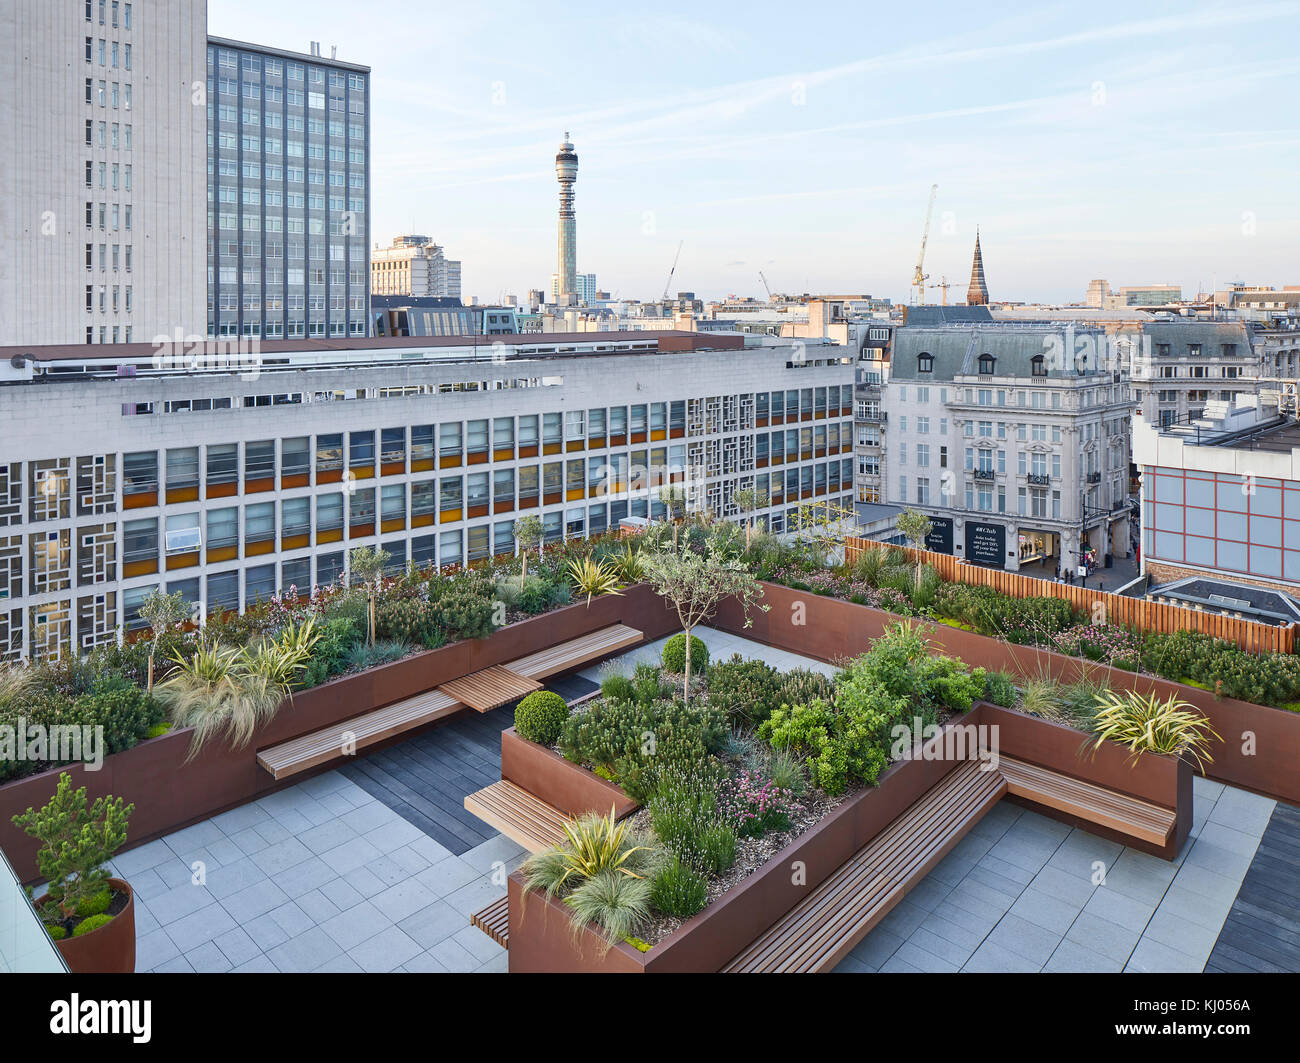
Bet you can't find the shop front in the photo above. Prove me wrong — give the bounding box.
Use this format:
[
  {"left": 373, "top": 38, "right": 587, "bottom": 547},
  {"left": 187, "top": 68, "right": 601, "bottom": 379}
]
[{"left": 1017, "top": 529, "right": 1059, "bottom": 567}]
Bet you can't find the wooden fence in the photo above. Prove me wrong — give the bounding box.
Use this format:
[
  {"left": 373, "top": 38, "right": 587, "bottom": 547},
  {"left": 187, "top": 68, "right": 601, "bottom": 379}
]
[{"left": 843, "top": 536, "right": 1297, "bottom": 655}]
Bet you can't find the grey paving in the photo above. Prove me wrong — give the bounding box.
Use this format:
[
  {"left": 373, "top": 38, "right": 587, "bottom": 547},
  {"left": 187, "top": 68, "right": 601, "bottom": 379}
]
[
  {"left": 1205, "top": 799, "right": 1300, "bottom": 972},
  {"left": 115, "top": 769, "right": 523, "bottom": 973},
  {"left": 838, "top": 774, "right": 1277, "bottom": 972}
]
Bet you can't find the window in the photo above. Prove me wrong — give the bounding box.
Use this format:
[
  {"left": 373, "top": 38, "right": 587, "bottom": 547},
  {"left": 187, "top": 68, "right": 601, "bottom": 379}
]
[
  {"left": 122, "top": 450, "right": 157, "bottom": 495},
  {"left": 1030, "top": 355, "right": 1046, "bottom": 377},
  {"left": 978, "top": 353, "right": 996, "bottom": 374},
  {"left": 917, "top": 352, "right": 933, "bottom": 373}
]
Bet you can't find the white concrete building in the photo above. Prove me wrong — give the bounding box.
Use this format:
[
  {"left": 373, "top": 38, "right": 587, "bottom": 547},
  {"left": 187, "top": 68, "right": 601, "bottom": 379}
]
[
  {"left": 371, "top": 235, "right": 461, "bottom": 300},
  {"left": 883, "top": 325, "right": 1134, "bottom": 573},
  {"left": 0, "top": 332, "right": 855, "bottom": 661},
  {"left": 0, "top": 0, "right": 208, "bottom": 346}
]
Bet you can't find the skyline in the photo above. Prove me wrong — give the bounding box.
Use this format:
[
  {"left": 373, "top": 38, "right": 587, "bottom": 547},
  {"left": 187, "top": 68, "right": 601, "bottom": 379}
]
[{"left": 215, "top": 0, "right": 1299, "bottom": 304}]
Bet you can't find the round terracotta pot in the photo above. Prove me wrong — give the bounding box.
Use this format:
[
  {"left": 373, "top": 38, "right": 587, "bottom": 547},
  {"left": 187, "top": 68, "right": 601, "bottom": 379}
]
[{"left": 50, "top": 877, "right": 136, "bottom": 974}]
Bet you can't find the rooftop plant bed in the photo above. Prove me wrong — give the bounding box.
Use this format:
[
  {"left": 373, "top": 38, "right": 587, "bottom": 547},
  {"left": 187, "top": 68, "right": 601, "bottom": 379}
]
[
  {"left": 748, "top": 531, "right": 1300, "bottom": 713},
  {"left": 507, "top": 612, "right": 1209, "bottom": 970},
  {"left": 0, "top": 580, "right": 680, "bottom": 883},
  {"left": 0, "top": 530, "right": 653, "bottom": 787}
]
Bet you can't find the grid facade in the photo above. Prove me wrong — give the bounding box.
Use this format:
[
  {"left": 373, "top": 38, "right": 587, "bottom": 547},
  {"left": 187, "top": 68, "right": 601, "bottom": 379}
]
[{"left": 206, "top": 38, "right": 370, "bottom": 339}]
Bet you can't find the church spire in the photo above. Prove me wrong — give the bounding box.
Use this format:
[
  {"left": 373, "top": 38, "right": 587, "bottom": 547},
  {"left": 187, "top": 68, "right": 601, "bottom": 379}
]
[{"left": 966, "top": 228, "right": 989, "bottom": 306}]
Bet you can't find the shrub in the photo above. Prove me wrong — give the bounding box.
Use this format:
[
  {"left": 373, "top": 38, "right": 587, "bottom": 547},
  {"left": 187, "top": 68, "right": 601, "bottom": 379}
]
[
  {"left": 375, "top": 596, "right": 443, "bottom": 648},
  {"left": 71, "top": 913, "right": 114, "bottom": 937},
  {"left": 648, "top": 763, "right": 736, "bottom": 873},
  {"left": 299, "top": 615, "right": 362, "bottom": 688},
  {"left": 12, "top": 772, "right": 133, "bottom": 924},
  {"left": 662, "top": 633, "right": 708, "bottom": 674},
  {"left": 342, "top": 639, "right": 412, "bottom": 673},
  {"left": 717, "top": 769, "right": 798, "bottom": 837},
  {"left": 518, "top": 575, "right": 557, "bottom": 615},
  {"left": 600, "top": 673, "right": 635, "bottom": 703},
  {"left": 705, "top": 654, "right": 836, "bottom": 727},
  {"left": 515, "top": 690, "right": 570, "bottom": 745},
  {"left": 1142, "top": 629, "right": 1300, "bottom": 708},
  {"left": 76, "top": 888, "right": 112, "bottom": 918},
  {"left": 430, "top": 574, "right": 499, "bottom": 641},
  {"left": 568, "top": 557, "right": 623, "bottom": 606},
  {"left": 650, "top": 856, "right": 709, "bottom": 918},
  {"left": 984, "top": 670, "right": 1018, "bottom": 708},
  {"left": 564, "top": 870, "right": 652, "bottom": 949}
]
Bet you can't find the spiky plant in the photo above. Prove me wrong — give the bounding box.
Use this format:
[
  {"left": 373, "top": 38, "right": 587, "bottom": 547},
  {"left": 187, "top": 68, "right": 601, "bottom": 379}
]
[
  {"left": 567, "top": 557, "right": 623, "bottom": 607},
  {"left": 0, "top": 663, "right": 34, "bottom": 710},
  {"left": 1090, "top": 689, "right": 1221, "bottom": 770},
  {"left": 157, "top": 619, "right": 318, "bottom": 757},
  {"left": 609, "top": 544, "right": 644, "bottom": 584},
  {"left": 1016, "top": 676, "right": 1063, "bottom": 721}
]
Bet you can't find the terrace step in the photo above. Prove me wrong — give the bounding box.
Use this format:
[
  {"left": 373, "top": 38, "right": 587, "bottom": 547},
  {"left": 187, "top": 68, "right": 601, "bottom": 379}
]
[
  {"left": 504, "top": 623, "right": 644, "bottom": 681},
  {"left": 464, "top": 780, "right": 570, "bottom": 854},
  {"left": 470, "top": 895, "right": 510, "bottom": 949},
  {"left": 724, "top": 759, "right": 1008, "bottom": 973},
  {"left": 438, "top": 665, "right": 542, "bottom": 713},
  {"left": 256, "top": 688, "right": 464, "bottom": 781},
  {"left": 999, "top": 755, "right": 1176, "bottom": 847}
]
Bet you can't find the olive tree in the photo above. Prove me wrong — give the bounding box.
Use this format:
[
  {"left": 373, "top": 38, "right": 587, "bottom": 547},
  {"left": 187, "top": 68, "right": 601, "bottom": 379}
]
[
  {"left": 137, "top": 588, "right": 191, "bottom": 691},
  {"left": 513, "top": 514, "right": 544, "bottom": 581},
  {"left": 641, "top": 544, "right": 767, "bottom": 703},
  {"left": 895, "top": 507, "right": 934, "bottom": 591},
  {"left": 348, "top": 545, "right": 390, "bottom": 647}
]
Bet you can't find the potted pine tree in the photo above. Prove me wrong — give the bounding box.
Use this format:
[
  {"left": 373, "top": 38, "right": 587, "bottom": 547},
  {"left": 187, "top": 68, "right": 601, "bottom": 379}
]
[{"left": 12, "top": 772, "right": 137, "bottom": 973}]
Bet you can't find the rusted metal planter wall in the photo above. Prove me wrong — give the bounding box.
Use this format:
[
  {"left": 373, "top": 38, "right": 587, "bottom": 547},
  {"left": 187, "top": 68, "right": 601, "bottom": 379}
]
[
  {"left": 713, "top": 581, "right": 1300, "bottom": 806},
  {"left": 0, "top": 584, "right": 678, "bottom": 883},
  {"left": 500, "top": 728, "right": 638, "bottom": 819},
  {"left": 506, "top": 702, "right": 1190, "bottom": 972}
]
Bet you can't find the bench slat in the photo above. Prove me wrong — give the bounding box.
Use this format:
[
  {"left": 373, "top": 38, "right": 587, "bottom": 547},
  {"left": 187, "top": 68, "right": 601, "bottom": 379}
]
[
  {"left": 507, "top": 623, "right": 644, "bottom": 680},
  {"left": 464, "top": 780, "right": 570, "bottom": 854},
  {"left": 470, "top": 895, "right": 510, "bottom": 949},
  {"left": 725, "top": 760, "right": 1007, "bottom": 973},
  {"left": 438, "top": 665, "right": 542, "bottom": 713},
  {"left": 255, "top": 688, "right": 463, "bottom": 780},
  {"left": 999, "top": 755, "right": 1175, "bottom": 846}
]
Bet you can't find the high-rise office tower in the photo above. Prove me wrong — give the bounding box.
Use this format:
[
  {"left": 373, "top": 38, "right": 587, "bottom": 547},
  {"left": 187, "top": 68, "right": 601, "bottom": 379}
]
[
  {"left": 555, "top": 133, "right": 578, "bottom": 303},
  {"left": 206, "top": 38, "right": 370, "bottom": 339},
  {"left": 0, "top": 0, "right": 208, "bottom": 346}
]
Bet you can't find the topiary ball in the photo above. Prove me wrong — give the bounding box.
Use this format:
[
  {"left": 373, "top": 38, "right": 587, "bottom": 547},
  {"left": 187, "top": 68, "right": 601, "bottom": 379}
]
[
  {"left": 514, "top": 690, "right": 570, "bottom": 745},
  {"left": 72, "top": 913, "right": 114, "bottom": 938},
  {"left": 662, "top": 633, "right": 709, "bottom": 674}
]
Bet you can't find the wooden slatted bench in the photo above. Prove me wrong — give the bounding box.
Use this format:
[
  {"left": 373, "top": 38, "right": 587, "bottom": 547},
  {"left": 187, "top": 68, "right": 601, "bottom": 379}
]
[
  {"left": 470, "top": 895, "right": 510, "bottom": 949},
  {"left": 505, "top": 623, "right": 644, "bottom": 681},
  {"left": 999, "top": 755, "right": 1176, "bottom": 848},
  {"left": 724, "top": 760, "right": 1008, "bottom": 973},
  {"left": 464, "top": 780, "right": 570, "bottom": 854},
  {"left": 256, "top": 688, "right": 463, "bottom": 780},
  {"left": 438, "top": 665, "right": 542, "bottom": 713}
]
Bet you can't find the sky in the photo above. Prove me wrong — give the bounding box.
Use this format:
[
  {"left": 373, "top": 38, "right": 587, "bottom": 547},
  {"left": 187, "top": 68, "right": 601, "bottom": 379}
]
[{"left": 209, "top": 0, "right": 1300, "bottom": 305}]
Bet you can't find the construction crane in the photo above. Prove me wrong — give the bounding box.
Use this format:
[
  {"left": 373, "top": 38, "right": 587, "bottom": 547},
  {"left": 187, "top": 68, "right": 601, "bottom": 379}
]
[
  {"left": 662, "top": 240, "right": 684, "bottom": 303},
  {"left": 927, "top": 275, "right": 952, "bottom": 305},
  {"left": 912, "top": 184, "right": 938, "bottom": 305},
  {"left": 758, "top": 271, "right": 774, "bottom": 301}
]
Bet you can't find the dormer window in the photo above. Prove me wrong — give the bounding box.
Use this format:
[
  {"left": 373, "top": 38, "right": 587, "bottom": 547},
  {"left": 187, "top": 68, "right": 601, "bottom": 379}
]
[
  {"left": 917, "top": 352, "right": 933, "bottom": 373},
  {"left": 1030, "top": 355, "right": 1046, "bottom": 377},
  {"left": 978, "top": 353, "right": 995, "bottom": 375}
]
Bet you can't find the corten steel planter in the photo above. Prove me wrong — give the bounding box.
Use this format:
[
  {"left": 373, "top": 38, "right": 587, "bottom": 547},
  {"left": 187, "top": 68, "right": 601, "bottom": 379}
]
[
  {"left": 47, "top": 877, "right": 136, "bottom": 974},
  {"left": 500, "top": 728, "right": 637, "bottom": 819},
  {"left": 0, "top": 585, "right": 681, "bottom": 884},
  {"left": 712, "top": 581, "right": 1300, "bottom": 807},
  {"left": 506, "top": 703, "right": 1191, "bottom": 972}
]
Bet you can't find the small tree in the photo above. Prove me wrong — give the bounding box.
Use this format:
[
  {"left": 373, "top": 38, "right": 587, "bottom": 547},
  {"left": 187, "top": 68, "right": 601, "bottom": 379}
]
[
  {"left": 137, "top": 588, "right": 191, "bottom": 692},
  {"left": 642, "top": 544, "right": 767, "bottom": 703},
  {"left": 12, "top": 772, "right": 133, "bottom": 921},
  {"left": 348, "top": 545, "right": 390, "bottom": 647},
  {"left": 733, "top": 487, "right": 769, "bottom": 547},
  {"left": 658, "top": 486, "right": 687, "bottom": 550},
  {"left": 513, "top": 514, "right": 544, "bottom": 581},
  {"left": 895, "top": 507, "right": 934, "bottom": 590}
]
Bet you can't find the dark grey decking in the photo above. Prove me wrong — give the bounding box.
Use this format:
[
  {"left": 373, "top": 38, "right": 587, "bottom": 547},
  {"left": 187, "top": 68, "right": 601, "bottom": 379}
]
[
  {"left": 339, "top": 675, "right": 598, "bottom": 856},
  {"left": 1205, "top": 801, "right": 1300, "bottom": 973}
]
